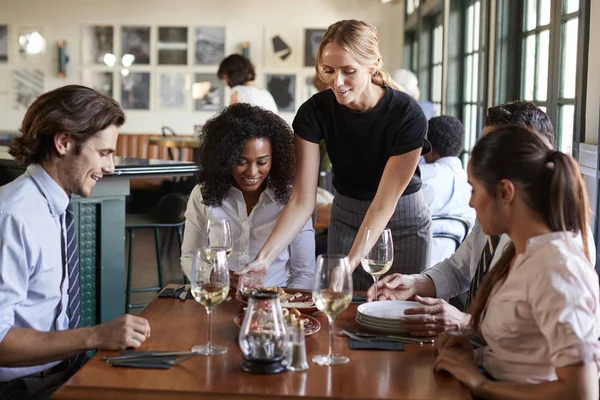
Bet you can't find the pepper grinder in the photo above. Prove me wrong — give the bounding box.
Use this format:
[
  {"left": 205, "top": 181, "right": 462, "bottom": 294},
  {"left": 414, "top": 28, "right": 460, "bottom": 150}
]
[{"left": 287, "top": 318, "right": 309, "bottom": 372}]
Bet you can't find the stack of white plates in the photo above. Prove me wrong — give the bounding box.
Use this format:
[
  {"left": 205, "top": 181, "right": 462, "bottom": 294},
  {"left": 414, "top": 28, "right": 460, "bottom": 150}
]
[{"left": 356, "top": 300, "right": 421, "bottom": 335}]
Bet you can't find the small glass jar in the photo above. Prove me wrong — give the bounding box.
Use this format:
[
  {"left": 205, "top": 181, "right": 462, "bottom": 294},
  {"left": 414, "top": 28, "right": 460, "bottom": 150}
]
[
  {"left": 238, "top": 290, "right": 289, "bottom": 374},
  {"left": 287, "top": 319, "right": 309, "bottom": 372}
]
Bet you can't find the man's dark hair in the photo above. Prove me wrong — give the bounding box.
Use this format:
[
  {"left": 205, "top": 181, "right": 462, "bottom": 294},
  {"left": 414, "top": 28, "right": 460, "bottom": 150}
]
[
  {"left": 485, "top": 100, "right": 554, "bottom": 146},
  {"left": 217, "top": 54, "right": 256, "bottom": 87},
  {"left": 427, "top": 115, "right": 464, "bottom": 157},
  {"left": 9, "top": 85, "right": 125, "bottom": 166}
]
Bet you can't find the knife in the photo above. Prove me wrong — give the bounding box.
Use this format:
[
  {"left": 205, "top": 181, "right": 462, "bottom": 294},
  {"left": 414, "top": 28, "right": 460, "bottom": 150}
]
[
  {"left": 103, "top": 351, "right": 195, "bottom": 363},
  {"left": 353, "top": 331, "right": 434, "bottom": 344}
]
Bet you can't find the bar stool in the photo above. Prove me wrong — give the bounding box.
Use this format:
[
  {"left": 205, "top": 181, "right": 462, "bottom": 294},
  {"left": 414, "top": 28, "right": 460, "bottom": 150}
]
[{"left": 126, "top": 193, "right": 188, "bottom": 312}]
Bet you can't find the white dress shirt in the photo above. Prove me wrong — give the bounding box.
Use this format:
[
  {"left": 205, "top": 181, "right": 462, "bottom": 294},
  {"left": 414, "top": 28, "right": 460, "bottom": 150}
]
[
  {"left": 423, "top": 221, "right": 596, "bottom": 301},
  {"left": 181, "top": 185, "right": 315, "bottom": 289},
  {"left": 481, "top": 232, "right": 600, "bottom": 382}
]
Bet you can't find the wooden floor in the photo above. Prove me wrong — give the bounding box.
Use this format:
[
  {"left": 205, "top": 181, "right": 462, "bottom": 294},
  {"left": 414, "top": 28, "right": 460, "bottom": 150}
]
[{"left": 126, "top": 227, "right": 186, "bottom": 314}]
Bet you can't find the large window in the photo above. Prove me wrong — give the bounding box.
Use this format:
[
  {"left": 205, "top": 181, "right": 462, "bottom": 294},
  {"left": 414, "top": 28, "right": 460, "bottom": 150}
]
[{"left": 419, "top": 15, "right": 443, "bottom": 115}]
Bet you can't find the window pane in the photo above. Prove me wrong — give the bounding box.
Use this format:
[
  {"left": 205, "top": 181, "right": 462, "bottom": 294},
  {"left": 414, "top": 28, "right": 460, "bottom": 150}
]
[
  {"left": 464, "top": 105, "right": 472, "bottom": 148},
  {"left": 525, "top": 0, "right": 537, "bottom": 31},
  {"left": 434, "top": 25, "right": 443, "bottom": 63},
  {"left": 465, "top": 54, "right": 473, "bottom": 102},
  {"left": 564, "top": 0, "right": 578, "bottom": 14},
  {"left": 559, "top": 105, "right": 575, "bottom": 154},
  {"left": 407, "top": 0, "right": 414, "bottom": 16},
  {"left": 522, "top": 35, "right": 535, "bottom": 100},
  {"left": 539, "top": 0, "right": 551, "bottom": 26},
  {"left": 536, "top": 30, "right": 549, "bottom": 101},
  {"left": 467, "top": 4, "right": 474, "bottom": 53},
  {"left": 470, "top": 104, "right": 477, "bottom": 146},
  {"left": 474, "top": 1, "right": 481, "bottom": 50},
  {"left": 434, "top": 103, "right": 441, "bottom": 116},
  {"left": 561, "top": 18, "right": 579, "bottom": 99},
  {"left": 472, "top": 53, "right": 479, "bottom": 102}
]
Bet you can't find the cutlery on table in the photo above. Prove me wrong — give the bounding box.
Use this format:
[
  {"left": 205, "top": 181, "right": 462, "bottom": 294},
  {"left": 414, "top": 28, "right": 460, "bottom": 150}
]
[
  {"left": 179, "top": 284, "right": 190, "bottom": 300},
  {"left": 103, "top": 351, "right": 195, "bottom": 363},
  {"left": 341, "top": 329, "right": 430, "bottom": 345}
]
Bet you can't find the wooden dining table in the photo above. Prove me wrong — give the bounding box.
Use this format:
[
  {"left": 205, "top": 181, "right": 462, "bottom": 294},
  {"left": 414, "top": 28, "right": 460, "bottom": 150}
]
[{"left": 52, "top": 288, "right": 471, "bottom": 400}]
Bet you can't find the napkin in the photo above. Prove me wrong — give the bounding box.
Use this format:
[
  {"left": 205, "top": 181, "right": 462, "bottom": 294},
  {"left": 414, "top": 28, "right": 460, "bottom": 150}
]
[
  {"left": 111, "top": 360, "right": 172, "bottom": 369},
  {"left": 348, "top": 338, "right": 404, "bottom": 351},
  {"left": 159, "top": 287, "right": 193, "bottom": 299},
  {"left": 351, "top": 294, "right": 367, "bottom": 305}
]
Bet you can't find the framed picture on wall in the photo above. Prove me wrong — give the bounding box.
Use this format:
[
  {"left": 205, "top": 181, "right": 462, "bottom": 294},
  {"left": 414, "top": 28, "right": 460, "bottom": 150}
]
[
  {"left": 121, "top": 26, "right": 151, "bottom": 65},
  {"left": 83, "top": 71, "right": 114, "bottom": 98},
  {"left": 263, "top": 26, "right": 299, "bottom": 68},
  {"left": 303, "top": 28, "right": 326, "bottom": 67},
  {"left": 194, "top": 27, "right": 225, "bottom": 65},
  {"left": 158, "top": 72, "right": 190, "bottom": 111},
  {"left": 12, "top": 69, "right": 44, "bottom": 110},
  {"left": 158, "top": 27, "right": 188, "bottom": 65},
  {"left": 121, "top": 71, "right": 150, "bottom": 110},
  {"left": 266, "top": 74, "right": 296, "bottom": 112},
  {"left": 192, "top": 73, "right": 224, "bottom": 111},
  {"left": 82, "top": 26, "right": 114, "bottom": 65},
  {"left": 0, "top": 25, "right": 8, "bottom": 62}
]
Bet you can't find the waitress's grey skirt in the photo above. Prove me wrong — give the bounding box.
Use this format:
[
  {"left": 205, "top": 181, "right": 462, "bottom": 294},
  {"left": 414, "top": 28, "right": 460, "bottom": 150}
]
[{"left": 328, "top": 191, "right": 432, "bottom": 291}]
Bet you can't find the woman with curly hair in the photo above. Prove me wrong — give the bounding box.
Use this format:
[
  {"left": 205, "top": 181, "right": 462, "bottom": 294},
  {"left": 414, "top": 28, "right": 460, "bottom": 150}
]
[{"left": 180, "top": 103, "right": 315, "bottom": 289}]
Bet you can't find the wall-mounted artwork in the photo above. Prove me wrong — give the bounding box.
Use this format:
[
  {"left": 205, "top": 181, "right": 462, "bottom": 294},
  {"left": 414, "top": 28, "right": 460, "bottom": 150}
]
[
  {"left": 159, "top": 72, "right": 190, "bottom": 111},
  {"left": 193, "top": 73, "right": 224, "bottom": 111},
  {"left": 266, "top": 74, "right": 295, "bottom": 112},
  {"left": 121, "top": 71, "right": 150, "bottom": 110},
  {"left": 12, "top": 69, "right": 43, "bottom": 110},
  {"left": 121, "top": 26, "right": 150, "bottom": 65},
  {"left": 0, "top": 26, "right": 7, "bottom": 62},
  {"left": 304, "top": 28, "right": 326, "bottom": 67},
  {"left": 263, "top": 27, "right": 299, "bottom": 67},
  {"left": 82, "top": 26, "right": 113, "bottom": 65},
  {"left": 158, "top": 27, "right": 188, "bottom": 65},
  {"left": 195, "top": 27, "right": 225, "bottom": 65},
  {"left": 83, "top": 71, "right": 113, "bottom": 98}
]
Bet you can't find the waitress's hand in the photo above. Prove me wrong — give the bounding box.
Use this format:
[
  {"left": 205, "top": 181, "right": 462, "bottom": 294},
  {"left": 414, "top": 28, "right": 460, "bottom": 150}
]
[
  {"left": 235, "top": 258, "right": 269, "bottom": 289},
  {"left": 434, "top": 347, "right": 486, "bottom": 392}
]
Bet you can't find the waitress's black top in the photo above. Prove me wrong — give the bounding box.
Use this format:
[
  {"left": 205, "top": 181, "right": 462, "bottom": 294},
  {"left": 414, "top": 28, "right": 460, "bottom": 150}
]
[{"left": 292, "top": 86, "right": 430, "bottom": 201}]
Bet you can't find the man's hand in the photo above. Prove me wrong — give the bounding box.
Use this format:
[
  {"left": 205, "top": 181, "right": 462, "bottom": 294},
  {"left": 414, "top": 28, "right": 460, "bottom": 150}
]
[
  {"left": 366, "top": 274, "right": 435, "bottom": 302},
  {"left": 234, "top": 258, "right": 269, "bottom": 290},
  {"left": 399, "top": 296, "right": 470, "bottom": 337},
  {"left": 89, "top": 314, "right": 151, "bottom": 350}
]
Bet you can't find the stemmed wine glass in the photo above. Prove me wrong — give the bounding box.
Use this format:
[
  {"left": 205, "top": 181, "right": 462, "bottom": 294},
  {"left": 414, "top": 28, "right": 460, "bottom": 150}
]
[
  {"left": 202, "top": 219, "right": 232, "bottom": 263},
  {"left": 190, "top": 248, "right": 230, "bottom": 355},
  {"left": 361, "top": 228, "right": 393, "bottom": 301},
  {"left": 312, "top": 254, "right": 353, "bottom": 366}
]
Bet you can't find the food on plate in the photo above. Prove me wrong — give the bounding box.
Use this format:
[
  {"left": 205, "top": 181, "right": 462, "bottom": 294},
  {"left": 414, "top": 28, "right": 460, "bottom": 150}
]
[{"left": 238, "top": 287, "right": 315, "bottom": 309}]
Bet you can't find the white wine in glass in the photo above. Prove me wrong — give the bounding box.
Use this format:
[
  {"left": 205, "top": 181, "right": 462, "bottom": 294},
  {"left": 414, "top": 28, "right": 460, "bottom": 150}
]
[
  {"left": 190, "top": 249, "right": 229, "bottom": 355},
  {"left": 361, "top": 228, "right": 393, "bottom": 300},
  {"left": 203, "top": 219, "right": 233, "bottom": 263},
  {"left": 312, "top": 254, "right": 353, "bottom": 366}
]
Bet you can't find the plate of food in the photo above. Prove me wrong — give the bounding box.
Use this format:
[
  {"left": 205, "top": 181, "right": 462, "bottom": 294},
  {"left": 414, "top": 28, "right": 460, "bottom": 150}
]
[
  {"left": 236, "top": 286, "right": 317, "bottom": 313},
  {"left": 234, "top": 307, "right": 321, "bottom": 336}
]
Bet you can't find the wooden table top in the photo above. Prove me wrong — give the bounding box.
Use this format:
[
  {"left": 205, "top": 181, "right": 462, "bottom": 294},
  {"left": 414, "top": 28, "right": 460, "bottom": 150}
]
[
  {"left": 53, "top": 290, "right": 470, "bottom": 400},
  {"left": 147, "top": 136, "right": 201, "bottom": 148}
]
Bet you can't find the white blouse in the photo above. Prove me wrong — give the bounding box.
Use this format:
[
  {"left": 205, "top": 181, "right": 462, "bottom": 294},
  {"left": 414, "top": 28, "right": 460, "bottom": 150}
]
[
  {"left": 231, "top": 85, "right": 279, "bottom": 114},
  {"left": 481, "top": 232, "right": 600, "bottom": 383},
  {"left": 181, "top": 185, "right": 315, "bottom": 289}
]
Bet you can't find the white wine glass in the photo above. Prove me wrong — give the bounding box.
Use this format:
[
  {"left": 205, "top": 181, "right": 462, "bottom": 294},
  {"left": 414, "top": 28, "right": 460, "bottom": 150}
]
[
  {"left": 361, "top": 228, "right": 393, "bottom": 301},
  {"left": 190, "top": 249, "right": 230, "bottom": 355},
  {"left": 202, "top": 218, "right": 233, "bottom": 263},
  {"left": 312, "top": 254, "right": 353, "bottom": 366}
]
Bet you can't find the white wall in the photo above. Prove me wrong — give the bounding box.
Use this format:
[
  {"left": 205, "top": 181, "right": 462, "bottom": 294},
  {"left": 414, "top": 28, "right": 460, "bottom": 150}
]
[{"left": 0, "top": 0, "right": 405, "bottom": 134}]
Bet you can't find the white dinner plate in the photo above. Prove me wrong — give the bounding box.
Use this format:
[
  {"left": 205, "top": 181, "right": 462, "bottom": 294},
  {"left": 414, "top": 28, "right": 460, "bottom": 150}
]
[
  {"left": 355, "top": 315, "right": 410, "bottom": 335},
  {"left": 357, "top": 300, "right": 421, "bottom": 321}
]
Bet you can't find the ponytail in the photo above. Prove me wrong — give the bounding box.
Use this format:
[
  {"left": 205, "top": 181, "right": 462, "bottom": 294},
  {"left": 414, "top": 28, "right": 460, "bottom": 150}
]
[{"left": 372, "top": 67, "right": 403, "bottom": 91}]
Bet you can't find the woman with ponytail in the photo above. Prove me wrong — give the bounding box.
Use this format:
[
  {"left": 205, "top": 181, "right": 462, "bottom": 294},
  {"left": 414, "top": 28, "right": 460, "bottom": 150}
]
[
  {"left": 434, "top": 126, "right": 600, "bottom": 399},
  {"left": 237, "top": 20, "right": 431, "bottom": 290}
]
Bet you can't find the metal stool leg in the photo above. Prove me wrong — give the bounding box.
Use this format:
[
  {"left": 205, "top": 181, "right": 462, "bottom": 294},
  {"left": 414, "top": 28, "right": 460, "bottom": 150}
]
[
  {"left": 176, "top": 225, "right": 188, "bottom": 284},
  {"left": 154, "top": 228, "right": 164, "bottom": 289},
  {"left": 126, "top": 228, "right": 135, "bottom": 313}
]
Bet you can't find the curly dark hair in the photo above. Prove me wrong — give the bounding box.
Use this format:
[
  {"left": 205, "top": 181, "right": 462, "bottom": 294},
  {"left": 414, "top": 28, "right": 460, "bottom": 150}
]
[
  {"left": 197, "top": 103, "right": 295, "bottom": 206},
  {"left": 485, "top": 100, "right": 554, "bottom": 146},
  {"left": 9, "top": 85, "right": 125, "bottom": 166},
  {"left": 217, "top": 54, "right": 256, "bottom": 87},
  {"left": 427, "top": 115, "right": 464, "bottom": 157}
]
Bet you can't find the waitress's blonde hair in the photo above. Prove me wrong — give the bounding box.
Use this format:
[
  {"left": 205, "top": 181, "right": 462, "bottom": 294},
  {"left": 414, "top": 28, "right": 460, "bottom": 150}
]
[{"left": 315, "top": 20, "right": 402, "bottom": 91}]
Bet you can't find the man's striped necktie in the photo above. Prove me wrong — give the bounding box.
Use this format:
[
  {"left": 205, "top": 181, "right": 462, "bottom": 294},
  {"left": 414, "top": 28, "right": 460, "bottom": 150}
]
[
  {"left": 65, "top": 202, "right": 81, "bottom": 329},
  {"left": 465, "top": 235, "right": 501, "bottom": 310}
]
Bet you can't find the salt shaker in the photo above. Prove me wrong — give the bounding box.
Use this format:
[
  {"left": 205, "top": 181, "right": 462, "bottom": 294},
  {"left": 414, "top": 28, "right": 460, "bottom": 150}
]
[{"left": 287, "top": 318, "right": 309, "bottom": 372}]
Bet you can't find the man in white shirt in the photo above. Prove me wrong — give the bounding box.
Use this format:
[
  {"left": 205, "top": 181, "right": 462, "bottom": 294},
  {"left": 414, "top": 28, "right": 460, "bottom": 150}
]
[
  {"left": 367, "top": 100, "right": 596, "bottom": 336},
  {"left": 420, "top": 116, "right": 475, "bottom": 267}
]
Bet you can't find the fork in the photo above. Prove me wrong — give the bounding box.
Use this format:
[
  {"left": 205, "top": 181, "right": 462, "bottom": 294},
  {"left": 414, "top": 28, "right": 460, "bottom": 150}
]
[{"left": 341, "top": 329, "right": 424, "bottom": 345}]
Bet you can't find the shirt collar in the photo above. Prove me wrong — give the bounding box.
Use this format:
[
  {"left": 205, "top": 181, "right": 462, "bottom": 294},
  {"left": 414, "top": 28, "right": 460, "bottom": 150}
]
[
  {"left": 27, "top": 164, "right": 70, "bottom": 217},
  {"left": 229, "top": 186, "right": 277, "bottom": 205},
  {"left": 434, "top": 157, "right": 463, "bottom": 168},
  {"left": 524, "top": 231, "right": 576, "bottom": 254}
]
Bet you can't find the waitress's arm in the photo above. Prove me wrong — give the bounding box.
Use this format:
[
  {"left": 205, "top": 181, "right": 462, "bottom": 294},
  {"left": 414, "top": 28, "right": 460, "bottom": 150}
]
[
  {"left": 236, "top": 136, "right": 320, "bottom": 286},
  {"left": 347, "top": 147, "right": 423, "bottom": 271}
]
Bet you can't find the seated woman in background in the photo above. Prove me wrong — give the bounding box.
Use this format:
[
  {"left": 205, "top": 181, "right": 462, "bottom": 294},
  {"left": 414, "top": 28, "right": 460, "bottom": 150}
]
[
  {"left": 181, "top": 103, "right": 315, "bottom": 289},
  {"left": 434, "top": 127, "right": 599, "bottom": 399},
  {"left": 217, "top": 54, "right": 278, "bottom": 113}
]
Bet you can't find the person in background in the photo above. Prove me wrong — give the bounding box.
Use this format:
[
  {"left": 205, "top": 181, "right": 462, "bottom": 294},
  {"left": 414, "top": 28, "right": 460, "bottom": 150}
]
[
  {"left": 217, "top": 54, "right": 278, "bottom": 113},
  {"left": 392, "top": 68, "right": 435, "bottom": 120},
  {"left": 421, "top": 116, "right": 475, "bottom": 267},
  {"left": 0, "top": 85, "right": 151, "bottom": 399},
  {"left": 181, "top": 103, "right": 315, "bottom": 289},
  {"left": 435, "top": 127, "right": 599, "bottom": 399},
  {"left": 366, "top": 100, "right": 595, "bottom": 336},
  {"left": 236, "top": 19, "right": 431, "bottom": 291}
]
